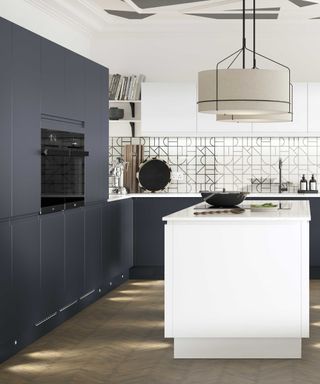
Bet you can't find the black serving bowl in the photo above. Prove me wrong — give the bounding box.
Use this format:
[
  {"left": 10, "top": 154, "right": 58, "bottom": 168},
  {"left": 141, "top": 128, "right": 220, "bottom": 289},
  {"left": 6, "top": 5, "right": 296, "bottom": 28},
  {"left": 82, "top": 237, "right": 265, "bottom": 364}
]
[
  {"left": 200, "top": 190, "right": 248, "bottom": 208},
  {"left": 109, "top": 107, "right": 124, "bottom": 120}
]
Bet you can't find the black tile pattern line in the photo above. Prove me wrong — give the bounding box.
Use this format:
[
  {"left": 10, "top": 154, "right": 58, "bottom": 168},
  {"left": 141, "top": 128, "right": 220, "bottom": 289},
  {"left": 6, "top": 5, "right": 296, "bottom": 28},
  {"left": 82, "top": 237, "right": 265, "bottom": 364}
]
[{"left": 109, "top": 137, "right": 320, "bottom": 193}]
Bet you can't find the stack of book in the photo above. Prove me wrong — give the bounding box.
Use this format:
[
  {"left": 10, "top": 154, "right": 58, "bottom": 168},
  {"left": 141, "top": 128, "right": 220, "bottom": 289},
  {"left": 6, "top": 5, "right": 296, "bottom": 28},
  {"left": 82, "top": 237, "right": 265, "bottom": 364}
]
[{"left": 109, "top": 74, "right": 146, "bottom": 101}]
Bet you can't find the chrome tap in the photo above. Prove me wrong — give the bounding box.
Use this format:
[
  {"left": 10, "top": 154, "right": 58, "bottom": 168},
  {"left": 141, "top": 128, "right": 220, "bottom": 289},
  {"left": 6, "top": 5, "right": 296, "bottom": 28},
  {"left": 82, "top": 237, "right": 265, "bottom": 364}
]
[{"left": 278, "top": 158, "right": 288, "bottom": 193}]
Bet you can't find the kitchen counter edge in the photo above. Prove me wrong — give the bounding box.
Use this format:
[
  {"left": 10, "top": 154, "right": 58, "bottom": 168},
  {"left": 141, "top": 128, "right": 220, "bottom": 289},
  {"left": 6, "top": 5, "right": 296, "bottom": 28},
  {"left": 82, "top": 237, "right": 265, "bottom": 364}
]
[{"left": 107, "top": 192, "right": 320, "bottom": 202}]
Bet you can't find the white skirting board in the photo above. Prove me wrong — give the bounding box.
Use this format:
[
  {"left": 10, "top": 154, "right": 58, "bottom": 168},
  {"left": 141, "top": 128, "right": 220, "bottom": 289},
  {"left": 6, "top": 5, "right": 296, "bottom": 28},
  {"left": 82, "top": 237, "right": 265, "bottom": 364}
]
[{"left": 174, "top": 338, "right": 302, "bottom": 359}]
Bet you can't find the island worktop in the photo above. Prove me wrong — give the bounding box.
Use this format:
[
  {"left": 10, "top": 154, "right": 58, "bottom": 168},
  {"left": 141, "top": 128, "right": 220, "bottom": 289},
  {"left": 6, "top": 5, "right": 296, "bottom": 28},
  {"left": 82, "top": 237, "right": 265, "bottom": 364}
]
[
  {"left": 163, "top": 200, "right": 310, "bottom": 359},
  {"left": 163, "top": 200, "right": 311, "bottom": 222}
]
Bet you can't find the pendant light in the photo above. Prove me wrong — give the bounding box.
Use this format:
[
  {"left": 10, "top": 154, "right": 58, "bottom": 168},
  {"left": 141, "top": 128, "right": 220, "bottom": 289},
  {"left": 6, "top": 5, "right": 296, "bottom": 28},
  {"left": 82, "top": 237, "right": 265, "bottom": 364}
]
[{"left": 197, "top": 0, "right": 292, "bottom": 119}]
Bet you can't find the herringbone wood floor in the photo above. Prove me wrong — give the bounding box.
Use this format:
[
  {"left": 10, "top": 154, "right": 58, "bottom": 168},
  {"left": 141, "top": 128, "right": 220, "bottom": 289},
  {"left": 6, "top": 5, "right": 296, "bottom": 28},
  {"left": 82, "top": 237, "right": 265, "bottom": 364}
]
[{"left": 0, "top": 280, "right": 320, "bottom": 384}]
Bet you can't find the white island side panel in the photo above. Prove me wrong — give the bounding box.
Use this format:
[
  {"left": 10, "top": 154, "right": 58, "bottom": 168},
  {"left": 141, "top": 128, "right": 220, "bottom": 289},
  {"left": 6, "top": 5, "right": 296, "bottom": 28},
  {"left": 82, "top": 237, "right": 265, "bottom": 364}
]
[{"left": 170, "top": 221, "right": 303, "bottom": 338}]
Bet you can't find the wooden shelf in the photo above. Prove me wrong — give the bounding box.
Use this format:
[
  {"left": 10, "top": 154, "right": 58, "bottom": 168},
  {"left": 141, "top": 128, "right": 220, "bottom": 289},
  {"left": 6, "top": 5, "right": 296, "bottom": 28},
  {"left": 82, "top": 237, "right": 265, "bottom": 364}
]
[
  {"left": 109, "top": 119, "right": 141, "bottom": 124},
  {"left": 109, "top": 100, "right": 141, "bottom": 103}
]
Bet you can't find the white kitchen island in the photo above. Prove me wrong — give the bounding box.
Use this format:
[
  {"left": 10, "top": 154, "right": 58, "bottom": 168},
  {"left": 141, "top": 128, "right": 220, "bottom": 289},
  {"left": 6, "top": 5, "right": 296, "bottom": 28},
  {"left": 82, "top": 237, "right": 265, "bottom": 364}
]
[{"left": 163, "top": 201, "right": 311, "bottom": 359}]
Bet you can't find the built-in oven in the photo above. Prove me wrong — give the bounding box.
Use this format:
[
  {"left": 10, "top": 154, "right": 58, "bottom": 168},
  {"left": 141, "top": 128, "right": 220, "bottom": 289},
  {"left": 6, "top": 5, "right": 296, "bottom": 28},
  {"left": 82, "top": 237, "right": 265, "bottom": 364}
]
[{"left": 40, "top": 128, "right": 89, "bottom": 214}]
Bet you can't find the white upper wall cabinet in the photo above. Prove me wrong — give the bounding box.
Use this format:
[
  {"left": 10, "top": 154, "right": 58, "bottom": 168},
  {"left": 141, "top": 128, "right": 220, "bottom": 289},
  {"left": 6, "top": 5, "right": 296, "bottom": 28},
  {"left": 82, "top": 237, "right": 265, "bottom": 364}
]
[
  {"left": 308, "top": 83, "right": 320, "bottom": 135},
  {"left": 252, "top": 83, "right": 308, "bottom": 136},
  {"left": 141, "top": 82, "right": 196, "bottom": 137},
  {"left": 138, "top": 82, "right": 315, "bottom": 138}
]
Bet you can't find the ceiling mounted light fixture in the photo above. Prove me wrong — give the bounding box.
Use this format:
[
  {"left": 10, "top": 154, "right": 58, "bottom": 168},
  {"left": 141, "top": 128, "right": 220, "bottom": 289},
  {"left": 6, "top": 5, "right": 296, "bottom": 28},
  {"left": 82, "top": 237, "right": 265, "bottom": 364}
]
[{"left": 197, "top": 0, "right": 292, "bottom": 121}]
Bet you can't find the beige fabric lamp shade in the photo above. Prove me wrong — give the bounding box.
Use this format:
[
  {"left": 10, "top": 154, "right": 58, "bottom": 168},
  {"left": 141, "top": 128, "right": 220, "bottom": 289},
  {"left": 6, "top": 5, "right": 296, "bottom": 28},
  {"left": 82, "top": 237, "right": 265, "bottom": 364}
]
[
  {"left": 198, "top": 69, "right": 291, "bottom": 116},
  {"left": 216, "top": 82, "right": 293, "bottom": 123}
]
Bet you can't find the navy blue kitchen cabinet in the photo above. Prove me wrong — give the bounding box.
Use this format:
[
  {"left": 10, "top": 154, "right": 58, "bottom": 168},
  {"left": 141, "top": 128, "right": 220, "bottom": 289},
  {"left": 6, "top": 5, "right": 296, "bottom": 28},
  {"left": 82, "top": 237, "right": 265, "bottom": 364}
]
[
  {"left": 85, "top": 205, "right": 103, "bottom": 292},
  {"left": 101, "top": 67, "right": 109, "bottom": 198},
  {"left": 85, "top": 61, "right": 108, "bottom": 203},
  {"left": 102, "top": 199, "right": 133, "bottom": 283},
  {"left": 39, "top": 212, "right": 64, "bottom": 321},
  {"left": 122, "top": 199, "right": 134, "bottom": 270},
  {"left": 12, "top": 25, "right": 41, "bottom": 217},
  {"left": 0, "top": 16, "right": 109, "bottom": 362},
  {"left": 0, "top": 220, "right": 15, "bottom": 349},
  {"left": 0, "top": 19, "right": 12, "bottom": 219},
  {"left": 132, "top": 197, "right": 202, "bottom": 278},
  {"left": 65, "top": 50, "right": 85, "bottom": 121},
  {"left": 64, "top": 208, "right": 85, "bottom": 305},
  {"left": 12, "top": 216, "right": 41, "bottom": 335},
  {"left": 41, "top": 39, "right": 65, "bottom": 117},
  {"left": 41, "top": 40, "right": 85, "bottom": 121},
  {"left": 309, "top": 199, "right": 320, "bottom": 268}
]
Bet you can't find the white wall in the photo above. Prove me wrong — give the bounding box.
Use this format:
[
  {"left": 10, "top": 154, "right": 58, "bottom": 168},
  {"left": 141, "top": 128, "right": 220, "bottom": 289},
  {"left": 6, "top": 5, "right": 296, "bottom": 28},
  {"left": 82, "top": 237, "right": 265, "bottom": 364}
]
[{"left": 0, "top": 0, "right": 92, "bottom": 58}]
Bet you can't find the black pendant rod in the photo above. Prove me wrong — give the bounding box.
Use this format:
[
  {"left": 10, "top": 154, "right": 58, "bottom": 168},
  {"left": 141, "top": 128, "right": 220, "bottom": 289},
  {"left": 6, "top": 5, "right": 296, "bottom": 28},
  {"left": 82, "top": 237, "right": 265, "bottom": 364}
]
[
  {"left": 242, "top": 0, "right": 246, "bottom": 69},
  {"left": 253, "top": 0, "right": 256, "bottom": 68}
]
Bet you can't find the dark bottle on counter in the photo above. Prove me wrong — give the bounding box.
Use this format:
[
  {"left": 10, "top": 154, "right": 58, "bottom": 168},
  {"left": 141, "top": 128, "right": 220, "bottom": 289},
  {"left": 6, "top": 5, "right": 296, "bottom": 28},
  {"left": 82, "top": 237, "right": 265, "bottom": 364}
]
[
  {"left": 300, "top": 175, "right": 308, "bottom": 191},
  {"left": 309, "top": 174, "right": 317, "bottom": 191}
]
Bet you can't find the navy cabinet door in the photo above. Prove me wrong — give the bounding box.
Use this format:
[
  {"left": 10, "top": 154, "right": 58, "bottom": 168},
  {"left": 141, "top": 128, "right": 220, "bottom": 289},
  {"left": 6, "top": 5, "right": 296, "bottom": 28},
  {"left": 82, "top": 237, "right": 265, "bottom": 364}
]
[
  {"left": 102, "top": 202, "right": 121, "bottom": 281},
  {"left": 65, "top": 209, "right": 85, "bottom": 304},
  {"left": 85, "top": 61, "right": 108, "bottom": 203},
  {"left": 85, "top": 205, "right": 102, "bottom": 292},
  {"left": 0, "top": 220, "right": 14, "bottom": 345},
  {"left": 308, "top": 200, "right": 320, "bottom": 266},
  {"left": 0, "top": 19, "right": 12, "bottom": 219},
  {"left": 133, "top": 198, "right": 202, "bottom": 267},
  {"left": 12, "top": 25, "right": 41, "bottom": 217},
  {"left": 102, "top": 200, "right": 133, "bottom": 282},
  {"left": 121, "top": 199, "right": 133, "bottom": 270},
  {"left": 65, "top": 51, "right": 85, "bottom": 121},
  {"left": 39, "top": 212, "right": 64, "bottom": 320},
  {"left": 12, "top": 216, "right": 40, "bottom": 333},
  {"left": 41, "top": 39, "right": 65, "bottom": 117}
]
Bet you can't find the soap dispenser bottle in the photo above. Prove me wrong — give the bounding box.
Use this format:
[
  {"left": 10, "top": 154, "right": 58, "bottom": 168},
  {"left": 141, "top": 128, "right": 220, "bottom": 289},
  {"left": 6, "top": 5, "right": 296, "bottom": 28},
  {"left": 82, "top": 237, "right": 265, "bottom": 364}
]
[
  {"left": 300, "top": 175, "right": 308, "bottom": 192},
  {"left": 309, "top": 174, "right": 317, "bottom": 191}
]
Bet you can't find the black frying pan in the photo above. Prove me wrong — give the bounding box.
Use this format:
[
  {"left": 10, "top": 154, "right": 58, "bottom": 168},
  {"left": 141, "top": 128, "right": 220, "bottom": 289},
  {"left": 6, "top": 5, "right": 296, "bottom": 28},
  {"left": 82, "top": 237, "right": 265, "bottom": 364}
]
[{"left": 137, "top": 158, "right": 171, "bottom": 192}]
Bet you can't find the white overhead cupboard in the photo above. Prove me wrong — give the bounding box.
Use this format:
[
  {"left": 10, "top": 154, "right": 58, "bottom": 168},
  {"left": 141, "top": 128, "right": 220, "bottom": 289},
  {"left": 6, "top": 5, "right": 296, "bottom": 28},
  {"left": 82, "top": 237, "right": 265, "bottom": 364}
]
[
  {"left": 141, "top": 82, "right": 196, "bottom": 136},
  {"left": 138, "top": 82, "right": 320, "bottom": 137},
  {"left": 307, "top": 83, "right": 320, "bottom": 135}
]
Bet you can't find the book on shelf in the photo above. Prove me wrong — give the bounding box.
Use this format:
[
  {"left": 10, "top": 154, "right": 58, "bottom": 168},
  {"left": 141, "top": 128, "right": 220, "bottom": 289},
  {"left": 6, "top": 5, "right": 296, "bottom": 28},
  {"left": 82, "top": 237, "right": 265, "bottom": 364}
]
[{"left": 109, "top": 73, "right": 146, "bottom": 101}]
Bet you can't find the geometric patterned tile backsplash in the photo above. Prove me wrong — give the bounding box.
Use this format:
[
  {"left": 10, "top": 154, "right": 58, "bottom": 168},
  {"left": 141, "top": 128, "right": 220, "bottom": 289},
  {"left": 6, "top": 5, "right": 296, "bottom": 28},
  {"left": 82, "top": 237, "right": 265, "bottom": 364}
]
[{"left": 109, "top": 137, "right": 320, "bottom": 193}]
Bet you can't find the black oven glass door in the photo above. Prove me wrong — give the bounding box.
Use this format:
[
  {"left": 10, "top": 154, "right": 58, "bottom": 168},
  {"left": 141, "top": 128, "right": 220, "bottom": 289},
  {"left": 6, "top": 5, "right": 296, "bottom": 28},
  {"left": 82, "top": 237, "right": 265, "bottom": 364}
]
[{"left": 41, "top": 129, "right": 88, "bottom": 213}]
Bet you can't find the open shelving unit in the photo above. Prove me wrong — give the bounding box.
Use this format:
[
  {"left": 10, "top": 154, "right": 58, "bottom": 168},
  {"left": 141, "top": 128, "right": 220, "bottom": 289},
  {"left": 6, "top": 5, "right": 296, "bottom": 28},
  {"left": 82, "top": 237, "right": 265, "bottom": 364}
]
[{"left": 109, "top": 100, "right": 141, "bottom": 137}]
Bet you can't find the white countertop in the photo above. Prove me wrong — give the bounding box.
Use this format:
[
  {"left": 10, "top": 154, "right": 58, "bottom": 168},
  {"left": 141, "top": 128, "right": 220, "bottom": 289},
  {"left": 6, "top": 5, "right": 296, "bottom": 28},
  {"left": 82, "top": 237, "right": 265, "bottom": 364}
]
[
  {"left": 107, "top": 192, "right": 320, "bottom": 202},
  {"left": 163, "top": 200, "right": 311, "bottom": 222}
]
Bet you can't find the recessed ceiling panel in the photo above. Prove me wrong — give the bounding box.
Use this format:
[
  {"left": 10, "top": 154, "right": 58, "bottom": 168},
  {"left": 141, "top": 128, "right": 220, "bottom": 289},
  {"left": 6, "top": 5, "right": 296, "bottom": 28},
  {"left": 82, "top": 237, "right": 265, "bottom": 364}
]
[
  {"left": 129, "top": 0, "right": 208, "bottom": 9},
  {"left": 105, "top": 10, "right": 154, "bottom": 19},
  {"left": 288, "top": 0, "right": 317, "bottom": 7},
  {"left": 188, "top": 13, "right": 279, "bottom": 20}
]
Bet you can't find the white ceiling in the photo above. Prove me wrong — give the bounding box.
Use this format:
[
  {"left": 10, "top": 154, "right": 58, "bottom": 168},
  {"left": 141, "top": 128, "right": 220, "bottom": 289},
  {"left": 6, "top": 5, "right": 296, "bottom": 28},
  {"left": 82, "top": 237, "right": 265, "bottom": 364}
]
[
  {"left": 25, "top": 0, "right": 320, "bottom": 33},
  {"left": 8, "top": 0, "right": 320, "bottom": 81},
  {"left": 97, "top": 0, "right": 320, "bottom": 25}
]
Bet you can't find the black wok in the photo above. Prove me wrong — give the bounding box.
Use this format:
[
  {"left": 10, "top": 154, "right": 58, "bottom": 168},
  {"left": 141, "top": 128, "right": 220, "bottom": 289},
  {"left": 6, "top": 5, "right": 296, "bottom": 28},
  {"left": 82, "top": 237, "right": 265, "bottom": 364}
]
[{"left": 200, "top": 190, "right": 248, "bottom": 208}]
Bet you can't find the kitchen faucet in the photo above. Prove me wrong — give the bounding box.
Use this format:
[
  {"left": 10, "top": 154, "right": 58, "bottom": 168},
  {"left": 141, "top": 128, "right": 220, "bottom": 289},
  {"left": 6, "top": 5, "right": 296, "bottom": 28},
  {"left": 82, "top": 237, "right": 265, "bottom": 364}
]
[{"left": 278, "top": 158, "right": 288, "bottom": 193}]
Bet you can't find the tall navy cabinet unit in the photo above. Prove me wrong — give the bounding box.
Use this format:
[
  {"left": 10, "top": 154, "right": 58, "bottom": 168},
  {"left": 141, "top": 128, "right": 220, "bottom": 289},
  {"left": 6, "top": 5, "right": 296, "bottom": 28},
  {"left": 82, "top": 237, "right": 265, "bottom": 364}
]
[
  {"left": 12, "top": 26, "right": 41, "bottom": 217},
  {"left": 0, "top": 19, "right": 12, "bottom": 219},
  {"left": 0, "top": 16, "right": 112, "bottom": 363}
]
